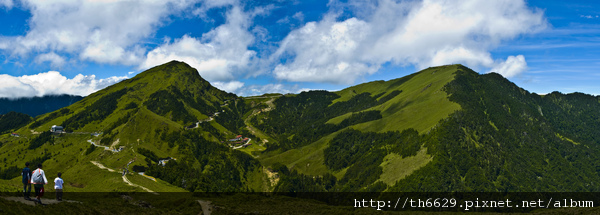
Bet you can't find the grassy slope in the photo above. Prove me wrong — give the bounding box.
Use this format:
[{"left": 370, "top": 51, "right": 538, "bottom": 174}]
[
  {"left": 330, "top": 65, "right": 461, "bottom": 134},
  {"left": 260, "top": 131, "right": 344, "bottom": 176},
  {"left": 0, "top": 61, "right": 237, "bottom": 193},
  {"left": 258, "top": 65, "right": 461, "bottom": 181},
  {"left": 378, "top": 148, "right": 433, "bottom": 186}
]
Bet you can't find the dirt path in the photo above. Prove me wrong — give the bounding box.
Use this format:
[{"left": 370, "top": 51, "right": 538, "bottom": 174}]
[
  {"left": 91, "top": 161, "right": 157, "bottom": 195},
  {"left": 197, "top": 200, "right": 213, "bottom": 215},
  {"left": 1, "top": 196, "right": 80, "bottom": 206},
  {"left": 122, "top": 175, "right": 158, "bottom": 195},
  {"left": 90, "top": 161, "right": 115, "bottom": 172},
  {"left": 110, "top": 138, "right": 120, "bottom": 149},
  {"left": 88, "top": 139, "right": 112, "bottom": 151}
]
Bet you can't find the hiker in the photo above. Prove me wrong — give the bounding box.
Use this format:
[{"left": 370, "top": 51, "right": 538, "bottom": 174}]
[
  {"left": 54, "top": 172, "right": 64, "bottom": 201},
  {"left": 31, "top": 163, "right": 48, "bottom": 205},
  {"left": 21, "top": 162, "right": 32, "bottom": 200}
]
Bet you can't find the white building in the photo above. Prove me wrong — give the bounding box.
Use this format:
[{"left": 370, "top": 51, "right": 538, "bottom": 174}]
[{"left": 51, "top": 125, "right": 64, "bottom": 133}]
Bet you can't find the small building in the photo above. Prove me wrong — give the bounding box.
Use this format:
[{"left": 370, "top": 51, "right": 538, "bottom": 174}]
[
  {"left": 158, "top": 157, "right": 176, "bottom": 166},
  {"left": 228, "top": 135, "right": 243, "bottom": 142},
  {"left": 51, "top": 125, "right": 64, "bottom": 133},
  {"left": 10, "top": 133, "right": 19, "bottom": 137}
]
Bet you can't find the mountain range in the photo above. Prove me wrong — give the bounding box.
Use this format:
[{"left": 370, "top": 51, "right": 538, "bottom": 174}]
[
  {"left": 0, "top": 94, "right": 83, "bottom": 117},
  {"left": 1, "top": 61, "right": 599, "bottom": 194}
]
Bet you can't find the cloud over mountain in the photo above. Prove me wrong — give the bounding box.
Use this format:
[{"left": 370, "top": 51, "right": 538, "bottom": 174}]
[
  {"left": 0, "top": 71, "right": 127, "bottom": 99},
  {"left": 0, "top": 0, "right": 551, "bottom": 97},
  {"left": 271, "top": 0, "right": 546, "bottom": 84}
]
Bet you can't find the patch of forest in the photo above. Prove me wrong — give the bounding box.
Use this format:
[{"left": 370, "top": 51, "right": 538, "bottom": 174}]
[
  {"left": 253, "top": 90, "right": 401, "bottom": 152},
  {"left": 62, "top": 89, "right": 128, "bottom": 132},
  {"left": 0, "top": 112, "right": 31, "bottom": 134},
  {"left": 144, "top": 128, "right": 261, "bottom": 192}
]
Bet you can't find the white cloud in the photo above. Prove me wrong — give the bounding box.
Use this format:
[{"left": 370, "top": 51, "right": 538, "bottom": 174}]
[
  {"left": 232, "top": 83, "right": 304, "bottom": 97},
  {"left": 272, "top": 17, "right": 379, "bottom": 84},
  {"left": 35, "top": 52, "right": 67, "bottom": 68},
  {"left": 272, "top": 0, "right": 546, "bottom": 83},
  {"left": 140, "top": 4, "right": 257, "bottom": 82},
  {"left": 0, "top": 0, "right": 200, "bottom": 65},
  {"left": 0, "top": 71, "right": 128, "bottom": 98},
  {"left": 0, "top": 0, "right": 13, "bottom": 9},
  {"left": 489, "top": 55, "right": 527, "bottom": 78},
  {"left": 212, "top": 81, "right": 245, "bottom": 93},
  {"left": 292, "top": 12, "right": 304, "bottom": 22}
]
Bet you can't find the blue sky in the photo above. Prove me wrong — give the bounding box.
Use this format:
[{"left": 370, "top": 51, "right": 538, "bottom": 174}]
[{"left": 0, "top": 0, "right": 598, "bottom": 98}]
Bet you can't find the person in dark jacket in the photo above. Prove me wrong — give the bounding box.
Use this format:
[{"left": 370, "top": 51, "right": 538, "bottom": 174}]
[{"left": 21, "top": 162, "right": 32, "bottom": 200}]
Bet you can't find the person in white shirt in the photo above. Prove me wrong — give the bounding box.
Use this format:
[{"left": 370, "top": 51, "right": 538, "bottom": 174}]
[
  {"left": 30, "top": 163, "right": 48, "bottom": 205},
  {"left": 54, "top": 172, "right": 64, "bottom": 201}
]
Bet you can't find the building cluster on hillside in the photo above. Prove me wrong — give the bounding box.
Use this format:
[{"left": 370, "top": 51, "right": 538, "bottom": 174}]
[{"left": 225, "top": 135, "right": 252, "bottom": 149}]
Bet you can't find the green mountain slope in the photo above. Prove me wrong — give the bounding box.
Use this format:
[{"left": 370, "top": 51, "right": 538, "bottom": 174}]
[
  {"left": 1, "top": 62, "right": 598, "bottom": 194},
  {"left": 250, "top": 65, "right": 600, "bottom": 192},
  {"left": 0, "top": 61, "right": 261, "bottom": 192}
]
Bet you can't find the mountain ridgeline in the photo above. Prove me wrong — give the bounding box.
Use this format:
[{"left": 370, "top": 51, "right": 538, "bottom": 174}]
[
  {"left": 0, "top": 94, "right": 83, "bottom": 117},
  {"left": 0, "top": 62, "right": 598, "bottom": 193}
]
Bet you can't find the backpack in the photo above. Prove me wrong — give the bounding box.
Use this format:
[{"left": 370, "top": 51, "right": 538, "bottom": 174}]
[{"left": 32, "top": 169, "right": 44, "bottom": 184}]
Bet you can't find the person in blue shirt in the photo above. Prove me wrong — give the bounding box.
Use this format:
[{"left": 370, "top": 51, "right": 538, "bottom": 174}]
[{"left": 21, "top": 162, "right": 32, "bottom": 200}]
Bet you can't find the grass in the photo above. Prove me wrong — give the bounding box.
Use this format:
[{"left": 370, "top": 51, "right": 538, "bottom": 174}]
[
  {"left": 331, "top": 65, "right": 461, "bottom": 134},
  {"left": 555, "top": 133, "right": 581, "bottom": 145},
  {"left": 377, "top": 148, "right": 433, "bottom": 187},
  {"left": 237, "top": 142, "right": 266, "bottom": 156},
  {"left": 259, "top": 131, "right": 343, "bottom": 176},
  {"left": 259, "top": 65, "right": 462, "bottom": 178}
]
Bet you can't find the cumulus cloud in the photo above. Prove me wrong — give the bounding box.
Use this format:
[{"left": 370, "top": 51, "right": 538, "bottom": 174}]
[
  {"left": 272, "top": 0, "right": 546, "bottom": 83},
  {"left": 0, "top": 71, "right": 127, "bottom": 99},
  {"left": 140, "top": 4, "right": 257, "bottom": 82},
  {"left": 0, "top": 0, "right": 13, "bottom": 9},
  {"left": 212, "top": 81, "right": 245, "bottom": 93},
  {"left": 489, "top": 55, "right": 527, "bottom": 78},
  {"left": 0, "top": 0, "right": 200, "bottom": 65},
  {"left": 272, "top": 17, "right": 379, "bottom": 84},
  {"left": 231, "top": 83, "right": 304, "bottom": 97},
  {"left": 34, "top": 52, "right": 67, "bottom": 68}
]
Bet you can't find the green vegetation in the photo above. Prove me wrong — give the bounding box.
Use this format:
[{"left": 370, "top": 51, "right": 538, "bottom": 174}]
[
  {"left": 2, "top": 61, "right": 599, "bottom": 196},
  {"left": 0, "top": 112, "right": 32, "bottom": 134},
  {"left": 253, "top": 90, "right": 392, "bottom": 152},
  {"left": 84, "top": 144, "right": 96, "bottom": 155},
  {"left": 138, "top": 147, "right": 159, "bottom": 163},
  {"left": 0, "top": 154, "right": 51, "bottom": 180},
  {"left": 28, "top": 131, "right": 54, "bottom": 149},
  {"left": 145, "top": 87, "right": 197, "bottom": 124},
  {"left": 390, "top": 66, "right": 600, "bottom": 192},
  {"left": 62, "top": 89, "right": 128, "bottom": 132},
  {"left": 145, "top": 129, "right": 262, "bottom": 192},
  {"left": 28, "top": 108, "right": 71, "bottom": 129},
  {"left": 378, "top": 148, "right": 432, "bottom": 186}
]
